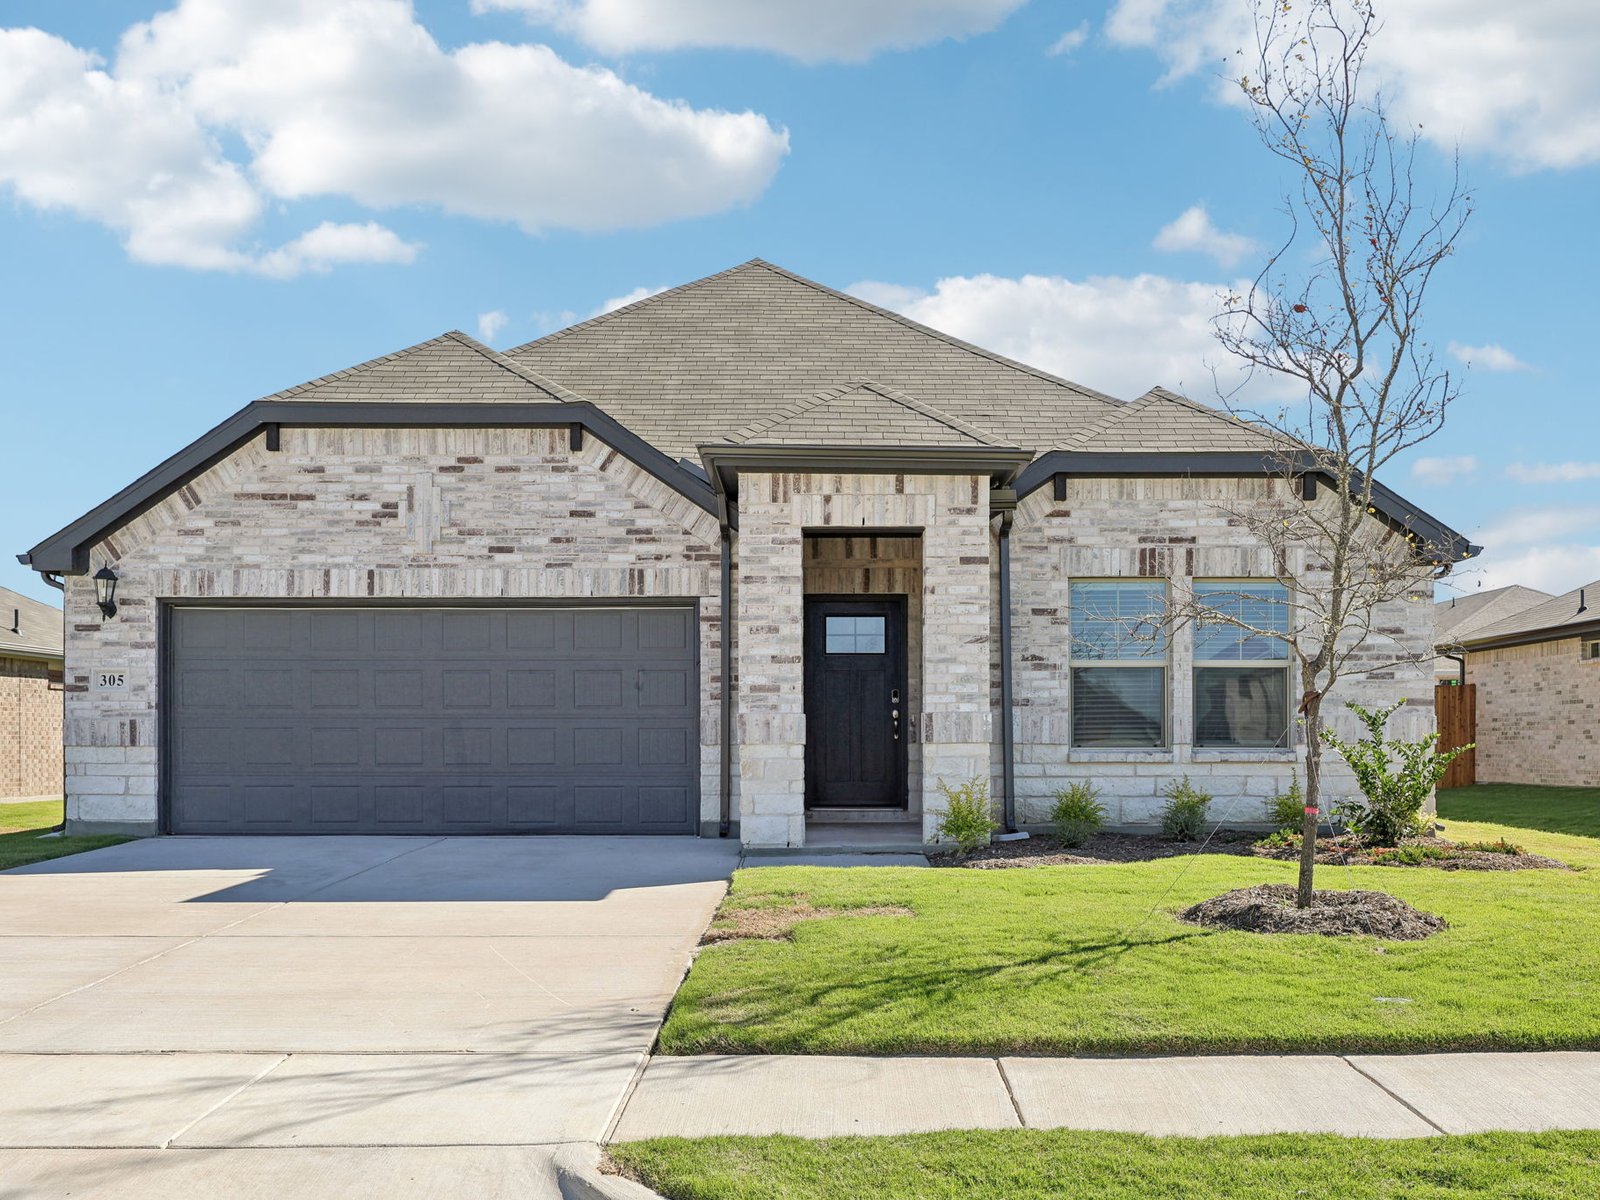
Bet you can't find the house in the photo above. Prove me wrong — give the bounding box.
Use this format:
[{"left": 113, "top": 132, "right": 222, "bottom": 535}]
[
  {"left": 1451, "top": 580, "right": 1600, "bottom": 788},
  {"left": 1, "top": 585, "right": 64, "bottom": 801},
  {"left": 16, "top": 260, "right": 1471, "bottom": 846},
  {"left": 1434, "top": 585, "right": 1550, "bottom": 683}
]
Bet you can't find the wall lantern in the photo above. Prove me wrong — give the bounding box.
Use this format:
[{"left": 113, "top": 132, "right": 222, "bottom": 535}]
[{"left": 93, "top": 566, "right": 119, "bottom": 620}]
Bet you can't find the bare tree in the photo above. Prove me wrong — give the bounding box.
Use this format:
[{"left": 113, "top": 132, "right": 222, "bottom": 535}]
[{"left": 1182, "top": 0, "right": 1474, "bottom": 906}]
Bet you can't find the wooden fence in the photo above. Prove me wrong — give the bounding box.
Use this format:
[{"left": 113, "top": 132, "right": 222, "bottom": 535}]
[{"left": 1435, "top": 682, "right": 1476, "bottom": 788}]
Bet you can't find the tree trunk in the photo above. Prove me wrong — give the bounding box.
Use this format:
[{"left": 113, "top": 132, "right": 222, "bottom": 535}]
[{"left": 1298, "top": 704, "right": 1325, "bottom": 908}]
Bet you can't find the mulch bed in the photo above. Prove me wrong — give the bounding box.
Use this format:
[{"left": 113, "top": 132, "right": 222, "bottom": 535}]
[
  {"left": 1179, "top": 884, "right": 1448, "bottom": 940},
  {"left": 1251, "top": 834, "right": 1568, "bottom": 872},
  {"left": 931, "top": 831, "right": 1260, "bottom": 869}
]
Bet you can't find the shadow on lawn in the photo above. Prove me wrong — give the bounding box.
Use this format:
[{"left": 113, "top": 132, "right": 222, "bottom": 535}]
[{"left": 675, "top": 926, "right": 1209, "bottom": 1053}]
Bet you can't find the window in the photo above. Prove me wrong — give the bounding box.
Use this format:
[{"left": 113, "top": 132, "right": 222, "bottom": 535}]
[
  {"left": 1583, "top": 638, "right": 1600, "bottom": 662},
  {"left": 1070, "top": 581, "right": 1167, "bottom": 748},
  {"left": 1192, "top": 581, "right": 1292, "bottom": 749},
  {"left": 825, "top": 616, "right": 886, "bottom": 654}
]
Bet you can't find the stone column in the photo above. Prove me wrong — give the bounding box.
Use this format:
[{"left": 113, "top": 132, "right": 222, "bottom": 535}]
[{"left": 734, "top": 473, "right": 807, "bottom": 846}]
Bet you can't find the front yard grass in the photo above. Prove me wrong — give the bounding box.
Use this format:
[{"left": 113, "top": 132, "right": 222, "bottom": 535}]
[
  {"left": 1439, "top": 783, "right": 1600, "bottom": 841},
  {"left": 660, "top": 811, "right": 1600, "bottom": 1056},
  {"left": 0, "top": 799, "right": 131, "bottom": 871},
  {"left": 612, "top": 1129, "right": 1600, "bottom": 1200}
]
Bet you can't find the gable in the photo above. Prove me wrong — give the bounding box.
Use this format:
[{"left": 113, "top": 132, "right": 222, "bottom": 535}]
[{"left": 728, "top": 381, "right": 1012, "bottom": 448}]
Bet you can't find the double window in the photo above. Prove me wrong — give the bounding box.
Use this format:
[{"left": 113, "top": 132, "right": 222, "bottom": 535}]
[
  {"left": 1069, "top": 581, "right": 1168, "bottom": 748},
  {"left": 1192, "top": 581, "right": 1292, "bottom": 748}
]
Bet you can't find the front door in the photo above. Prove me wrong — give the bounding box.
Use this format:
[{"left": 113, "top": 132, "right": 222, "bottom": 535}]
[{"left": 804, "top": 597, "right": 908, "bottom": 809}]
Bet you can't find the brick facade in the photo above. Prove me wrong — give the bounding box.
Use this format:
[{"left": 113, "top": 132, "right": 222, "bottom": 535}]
[
  {"left": 63, "top": 427, "right": 723, "bottom": 834},
  {"left": 1468, "top": 637, "right": 1600, "bottom": 787},
  {"left": 1003, "top": 477, "right": 1435, "bottom": 827},
  {"left": 1, "top": 654, "right": 63, "bottom": 799},
  {"left": 735, "top": 473, "right": 991, "bottom": 846}
]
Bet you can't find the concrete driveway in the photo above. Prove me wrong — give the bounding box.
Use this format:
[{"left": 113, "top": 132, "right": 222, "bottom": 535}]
[{"left": 0, "top": 835, "right": 736, "bottom": 1198}]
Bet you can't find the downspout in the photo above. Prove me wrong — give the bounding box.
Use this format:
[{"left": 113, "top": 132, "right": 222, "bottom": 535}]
[
  {"left": 1441, "top": 650, "right": 1466, "bottom": 688},
  {"left": 718, "top": 516, "right": 734, "bottom": 839},
  {"left": 996, "top": 506, "right": 1018, "bottom": 834},
  {"left": 41, "top": 571, "right": 66, "bottom": 834}
]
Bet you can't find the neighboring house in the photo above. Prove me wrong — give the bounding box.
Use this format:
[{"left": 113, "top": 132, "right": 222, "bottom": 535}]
[
  {"left": 0, "top": 585, "right": 64, "bottom": 801},
  {"left": 1453, "top": 580, "right": 1600, "bottom": 788},
  {"left": 1434, "top": 585, "right": 1551, "bottom": 682},
  {"left": 16, "top": 260, "right": 1472, "bottom": 846}
]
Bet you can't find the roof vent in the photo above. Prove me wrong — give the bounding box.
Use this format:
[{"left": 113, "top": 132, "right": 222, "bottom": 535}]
[
  {"left": 8, "top": 608, "right": 16, "bottom": 635},
  {"left": 1579, "top": 588, "right": 1589, "bottom": 616}
]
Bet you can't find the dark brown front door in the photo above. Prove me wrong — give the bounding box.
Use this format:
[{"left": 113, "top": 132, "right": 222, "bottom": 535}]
[{"left": 804, "top": 597, "right": 908, "bottom": 809}]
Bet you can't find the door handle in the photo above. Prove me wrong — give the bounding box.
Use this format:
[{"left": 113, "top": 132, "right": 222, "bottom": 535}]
[{"left": 892, "top": 708, "right": 900, "bottom": 740}]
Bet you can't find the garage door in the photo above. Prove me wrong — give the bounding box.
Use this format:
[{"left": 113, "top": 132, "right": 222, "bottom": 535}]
[{"left": 166, "top": 606, "right": 699, "bottom": 834}]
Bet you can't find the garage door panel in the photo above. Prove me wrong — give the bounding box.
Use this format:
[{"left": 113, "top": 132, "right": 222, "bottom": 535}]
[{"left": 167, "top": 607, "right": 698, "bottom": 834}]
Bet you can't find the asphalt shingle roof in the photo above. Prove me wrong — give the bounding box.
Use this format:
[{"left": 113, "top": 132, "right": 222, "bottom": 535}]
[
  {"left": 1062, "top": 387, "right": 1282, "bottom": 454},
  {"left": 1459, "top": 580, "right": 1600, "bottom": 647},
  {"left": 504, "top": 259, "right": 1139, "bottom": 458},
  {"left": 1435, "top": 585, "right": 1552, "bottom": 646},
  {"left": 726, "top": 381, "right": 1014, "bottom": 448},
  {"left": 0, "top": 585, "right": 62, "bottom": 660},
  {"left": 268, "top": 331, "right": 575, "bottom": 406}
]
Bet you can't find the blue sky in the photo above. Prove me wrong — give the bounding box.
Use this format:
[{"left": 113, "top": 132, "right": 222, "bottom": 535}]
[{"left": 3, "top": 0, "right": 1597, "bottom": 606}]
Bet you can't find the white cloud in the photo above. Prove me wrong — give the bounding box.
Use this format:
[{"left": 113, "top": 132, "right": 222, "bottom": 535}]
[
  {"left": 1447, "top": 341, "right": 1532, "bottom": 372},
  {"left": 1462, "top": 505, "right": 1600, "bottom": 593},
  {"left": 847, "top": 271, "right": 1301, "bottom": 403},
  {"left": 476, "top": 0, "right": 1027, "bottom": 63},
  {"left": 1506, "top": 461, "right": 1600, "bottom": 484},
  {"left": 0, "top": 1, "right": 787, "bottom": 273},
  {"left": 1106, "top": 0, "right": 1600, "bottom": 171},
  {"left": 1410, "top": 455, "right": 1478, "bottom": 487},
  {"left": 1152, "top": 205, "right": 1258, "bottom": 269},
  {"left": 1048, "top": 22, "right": 1091, "bottom": 57},
  {"left": 592, "top": 285, "right": 667, "bottom": 317},
  {"left": 477, "top": 309, "right": 509, "bottom": 343}
]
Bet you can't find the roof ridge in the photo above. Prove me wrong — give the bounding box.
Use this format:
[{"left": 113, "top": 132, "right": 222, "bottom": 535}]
[
  {"left": 502, "top": 260, "right": 766, "bottom": 356},
  {"left": 744, "top": 260, "right": 1126, "bottom": 408},
  {"left": 264, "top": 332, "right": 463, "bottom": 400},
  {"left": 1056, "top": 393, "right": 1152, "bottom": 450},
  {"left": 847, "top": 379, "right": 1012, "bottom": 447},
  {"left": 440, "top": 330, "right": 581, "bottom": 403}
]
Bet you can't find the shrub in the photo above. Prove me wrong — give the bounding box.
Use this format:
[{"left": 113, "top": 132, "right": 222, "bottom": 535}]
[
  {"left": 933, "top": 777, "right": 997, "bottom": 852},
  {"left": 1265, "top": 775, "right": 1310, "bottom": 831},
  {"left": 1254, "top": 828, "right": 1299, "bottom": 851},
  {"left": 1459, "top": 838, "right": 1525, "bottom": 856},
  {"left": 1159, "top": 776, "right": 1212, "bottom": 842},
  {"left": 1049, "top": 783, "right": 1107, "bottom": 847},
  {"left": 1371, "top": 844, "right": 1458, "bottom": 866},
  {"left": 1321, "top": 701, "right": 1473, "bottom": 848}
]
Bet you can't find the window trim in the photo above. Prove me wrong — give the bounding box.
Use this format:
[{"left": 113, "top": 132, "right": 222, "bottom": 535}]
[
  {"left": 1068, "top": 578, "right": 1170, "bottom": 749},
  {"left": 1582, "top": 637, "right": 1600, "bottom": 663},
  {"left": 1190, "top": 578, "right": 1293, "bottom": 750}
]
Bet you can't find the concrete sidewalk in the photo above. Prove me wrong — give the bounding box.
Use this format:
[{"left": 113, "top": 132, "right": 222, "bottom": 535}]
[{"left": 612, "top": 1051, "right": 1600, "bottom": 1141}]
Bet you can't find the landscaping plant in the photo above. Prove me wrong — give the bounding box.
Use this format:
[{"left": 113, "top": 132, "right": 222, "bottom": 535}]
[
  {"left": 1321, "top": 700, "right": 1473, "bottom": 847},
  {"left": 1159, "top": 777, "right": 1212, "bottom": 842},
  {"left": 1159, "top": 0, "right": 1474, "bottom": 906},
  {"left": 932, "top": 777, "right": 998, "bottom": 852},
  {"left": 1265, "top": 776, "right": 1309, "bottom": 831},
  {"left": 1049, "top": 783, "right": 1107, "bottom": 847}
]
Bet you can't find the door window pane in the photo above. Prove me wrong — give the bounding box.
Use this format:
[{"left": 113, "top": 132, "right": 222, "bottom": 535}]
[
  {"left": 1194, "top": 667, "right": 1290, "bottom": 748},
  {"left": 1071, "top": 667, "right": 1165, "bottom": 748},
  {"left": 825, "top": 616, "right": 886, "bottom": 654}
]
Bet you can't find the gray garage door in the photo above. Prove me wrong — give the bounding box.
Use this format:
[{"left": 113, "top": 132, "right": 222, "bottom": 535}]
[{"left": 166, "top": 606, "right": 699, "bottom": 834}]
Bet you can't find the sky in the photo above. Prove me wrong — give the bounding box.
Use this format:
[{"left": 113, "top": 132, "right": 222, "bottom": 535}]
[{"left": 2, "top": 0, "right": 1598, "bottom": 608}]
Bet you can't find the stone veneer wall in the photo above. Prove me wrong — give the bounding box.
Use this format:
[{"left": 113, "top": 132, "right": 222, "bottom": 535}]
[
  {"left": 1, "top": 655, "right": 63, "bottom": 799},
  {"left": 737, "top": 473, "right": 991, "bottom": 847},
  {"left": 802, "top": 534, "right": 924, "bottom": 816},
  {"left": 1003, "top": 478, "right": 1435, "bottom": 827},
  {"left": 1468, "top": 637, "right": 1600, "bottom": 787},
  {"left": 62, "top": 427, "right": 724, "bottom": 835}
]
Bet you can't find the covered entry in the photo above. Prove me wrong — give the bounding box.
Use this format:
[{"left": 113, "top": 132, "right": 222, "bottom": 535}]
[{"left": 164, "top": 604, "right": 699, "bottom": 834}]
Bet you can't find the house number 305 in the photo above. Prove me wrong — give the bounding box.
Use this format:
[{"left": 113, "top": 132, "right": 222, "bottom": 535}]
[{"left": 95, "top": 671, "right": 128, "bottom": 691}]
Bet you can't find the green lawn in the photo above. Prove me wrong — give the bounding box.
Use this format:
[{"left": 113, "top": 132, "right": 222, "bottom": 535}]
[
  {"left": 1439, "top": 783, "right": 1600, "bottom": 841},
  {"left": 0, "top": 799, "right": 131, "bottom": 871},
  {"left": 660, "top": 809, "right": 1600, "bottom": 1056},
  {"left": 612, "top": 1129, "right": 1600, "bottom": 1200}
]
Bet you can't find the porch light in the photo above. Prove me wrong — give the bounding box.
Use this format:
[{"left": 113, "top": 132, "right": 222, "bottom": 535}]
[{"left": 93, "top": 565, "right": 119, "bottom": 620}]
